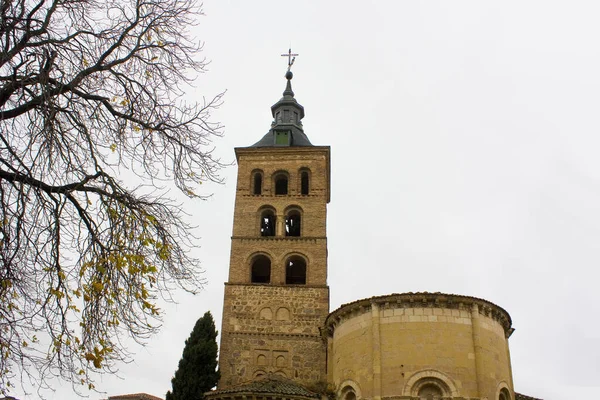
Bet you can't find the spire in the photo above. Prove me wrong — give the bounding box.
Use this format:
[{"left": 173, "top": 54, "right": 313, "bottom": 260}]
[{"left": 250, "top": 49, "right": 313, "bottom": 147}]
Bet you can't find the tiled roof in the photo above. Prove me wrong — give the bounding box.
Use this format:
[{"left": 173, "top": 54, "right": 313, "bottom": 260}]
[
  {"left": 515, "top": 393, "right": 543, "bottom": 400},
  {"left": 206, "top": 375, "right": 319, "bottom": 399},
  {"left": 108, "top": 393, "right": 163, "bottom": 400}
]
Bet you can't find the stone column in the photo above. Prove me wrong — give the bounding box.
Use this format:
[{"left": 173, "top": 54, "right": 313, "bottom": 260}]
[
  {"left": 470, "top": 303, "right": 485, "bottom": 398},
  {"left": 505, "top": 330, "right": 515, "bottom": 398},
  {"left": 276, "top": 213, "right": 285, "bottom": 237},
  {"left": 371, "top": 302, "right": 382, "bottom": 400}
]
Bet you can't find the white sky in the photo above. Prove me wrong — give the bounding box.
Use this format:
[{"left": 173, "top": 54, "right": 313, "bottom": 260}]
[{"left": 21, "top": 1, "right": 600, "bottom": 399}]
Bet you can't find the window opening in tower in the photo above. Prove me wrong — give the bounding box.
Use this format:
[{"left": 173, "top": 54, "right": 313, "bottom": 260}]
[
  {"left": 275, "top": 175, "right": 288, "bottom": 195},
  {"left": 300, "top": 171, "right": 309, "bottom": 195},
  {"left": 253, "top": 173, "right": 262, "bottom": 195},
  {"left": 285, "top": 257, "right": 306, "bottom": 285},
  {"left": 260, "top": 213, "right": 275, "bottom": 236},
  {"left": 251, "top": 255, "right": 271, "bottom": 283},
  {"left": 285, "top": 213, "right": 301, "bottom": 237}
]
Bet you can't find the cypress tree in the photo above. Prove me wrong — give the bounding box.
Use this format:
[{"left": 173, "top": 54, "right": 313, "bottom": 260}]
[{"left": 166, "top": 311, "right": 220, "bottom": 400}]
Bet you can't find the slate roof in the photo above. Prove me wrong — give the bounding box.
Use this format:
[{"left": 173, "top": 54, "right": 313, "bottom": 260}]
[
  {"left": 250, "top": 126, "right": 313, "bottom": 147},
  {"left": 206, "top": 375, "right": 319, "bottom": 399},
  {"left": 515, "top": 393, "right": 543, "bottom": 400}
]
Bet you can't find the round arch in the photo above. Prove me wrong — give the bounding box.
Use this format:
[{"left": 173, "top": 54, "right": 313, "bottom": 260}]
[
  {"left": 272, "top": 170, "right": 290, "bottom": 195},
  {"left": 298, "top": 167, "right": 311, "bottom": 195},
  {"left": 256, "top": 204, "right": 278, "bottom": 213},
  {"left": 250, "top": 169, "right": 264, "bottom": 195},
  {"left": 284, "top": 205, "right": 303, "bottom": 237},
  {"left": 248, "top": 252, "right": 272, "bottom": 284},
  {"left": 253, "top": 369, "right": 267, "bottom": 378},
  {"left": 283, "top": 204, "right": 303, "bottom": 214},
  {"left": 337, "top": 380, "right": 362, "bottom": 400},
  {"left": 496, "top": 381, "right": 512, "bottom": 400},
  {"left": 274, "top": 370, "right": 287, "bottom": 378},
  {"left": 257, "top": 205, "right": 277, "bottom": 237},
  {"left": 283, "top": 253, "right": 308, "bottom": 285},
  {"left": 403, "top": 369, "right": 459, "bottom": 397}
]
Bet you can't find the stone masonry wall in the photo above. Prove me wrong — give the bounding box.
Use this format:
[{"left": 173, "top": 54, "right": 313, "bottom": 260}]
[
  {"left": 228, "top": 147, "right": 330, "bottom": 286},
  {"left": 327, "top": 294, "right": 513, "bottom": 400},
  {"left": 218, "top": 146, "right": 331, "bottom": 390},
  {"left": 219, "top": 284, "right": 329, "bottom": 388}
]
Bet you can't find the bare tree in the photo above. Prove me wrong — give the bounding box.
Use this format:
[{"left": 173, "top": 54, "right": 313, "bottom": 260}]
[{"left": 0, "top": 0, "right": 224, "bottom": 395}]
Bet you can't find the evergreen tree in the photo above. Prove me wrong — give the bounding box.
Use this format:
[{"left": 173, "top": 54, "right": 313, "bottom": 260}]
[{"left": 166, "top": 311, "right": 220, "bottom": 400}]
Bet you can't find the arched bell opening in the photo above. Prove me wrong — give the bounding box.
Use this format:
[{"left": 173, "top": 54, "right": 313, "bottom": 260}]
[
  {"left": 285, "top": 209, "right": 302, "bottom": 237},
  {"left": 259, "top": 208, "right": 276, "bottom": 237},
  {"left": 250, "top": 255, "right": 271, "bottom": 284},
  {"left": 285, "top": 255, "right": 307, "bottom": 285}
]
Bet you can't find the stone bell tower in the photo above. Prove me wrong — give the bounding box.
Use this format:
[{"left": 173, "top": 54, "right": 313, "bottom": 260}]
[{"left": 218, "top": 68, "right": 331, "bottom": 389}]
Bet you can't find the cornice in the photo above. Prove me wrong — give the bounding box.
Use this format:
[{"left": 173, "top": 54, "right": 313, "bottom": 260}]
[
  {"left": 231, "top": 236, "right": 326, "bottom": 241},
  {"left": 235, "top": 146, "right": 330, "bottom": 157},
  {"left": 325, "top": 292, "right": 513, "bottom": 336},
  {"left": 225, "top": 282, "right": 329, "bottom": 290}
]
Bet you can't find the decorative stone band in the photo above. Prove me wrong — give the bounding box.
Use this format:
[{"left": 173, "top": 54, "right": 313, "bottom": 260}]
[
  {"left": 226, "top": 331, "right": 321, "bottom": 339},
  {"left": 231, "top": 237, "right": 326, "bottom": 242},
  {"left": 325, "top": 292, "right": 513, "bottom": 337},
  {"left": 225, "top": 282, "right": 329, "bottom": 289}
]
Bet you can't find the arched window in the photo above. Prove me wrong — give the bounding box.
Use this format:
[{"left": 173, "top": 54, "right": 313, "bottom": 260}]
[
  {"left": 344, "top": 392, "right": 356, "bottom": 400},
  {"left": 418, "top": 384, "right": 443, "bottom": 400},
  {"left": 499, "top": 388, "right": 511, "bottom": 400},
  {"left": 406, "top": 372, "right": 456, "bottom": 399},
  {"left": 274, "top": 173, "right": 288, "bottom": 195},
  {"left": 340, "top": 385, "right": 358, "bottom": 400},
  {"left": 285, "top": 210, "right": 301, "bottom": 237},
  {"left": 253, "top": 171, "right": 263, "bottom": 195},
  {"left": 260, "top": 209, "right": 276, "bottom": 237},
  {"left": 251, "top": 255, "right": 271, "bottom": 283},
  {"left": 285, "top": 256, "right": 306, "bottom": 285},
  {"left": 300, "top": 170, "right": 309, "bottom": 195}
]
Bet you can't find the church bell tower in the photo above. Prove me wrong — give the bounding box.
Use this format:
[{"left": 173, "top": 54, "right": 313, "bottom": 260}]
[{"left": 218, "top": 66, "right": 331, "bottom": 389}]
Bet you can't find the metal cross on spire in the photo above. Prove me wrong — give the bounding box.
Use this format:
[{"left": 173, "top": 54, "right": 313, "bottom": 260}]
[{"left": 281, "top": 48, "right": 299, "bottom": 71}]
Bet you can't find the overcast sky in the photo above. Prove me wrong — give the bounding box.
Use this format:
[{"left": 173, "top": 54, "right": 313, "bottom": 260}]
[{"left": 22, "top": 1, "right": 600, "bottom": 400}]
